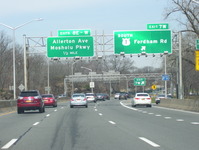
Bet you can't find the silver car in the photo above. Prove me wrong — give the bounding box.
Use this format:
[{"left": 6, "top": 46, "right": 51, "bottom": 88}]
[{"left": 70, "top": 93, "right": 88, "bottom": 108}]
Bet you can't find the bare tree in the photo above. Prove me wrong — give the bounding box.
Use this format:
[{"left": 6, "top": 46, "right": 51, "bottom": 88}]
[{"left": 165, "top": 0, "right": 199, "bottom": 96}]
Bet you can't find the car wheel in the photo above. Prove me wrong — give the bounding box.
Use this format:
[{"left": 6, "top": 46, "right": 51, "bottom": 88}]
[
  {"left": 147, "top": 104, "right": 152, "bottom": 107},
  {"left": 43, "top": 107, "right": 45, "bottom": 112},
  {"left": 39, "top": 107, "right": 43, "bottom": 113},
  {"left": 70, "top": 105, "right": 73, "bottom": 108},
  {"left": 85, "top": 105, "right": 88, "bottom": 108},
  {"left": 17, "top": 108, "right": 23, "bottom": 114}
]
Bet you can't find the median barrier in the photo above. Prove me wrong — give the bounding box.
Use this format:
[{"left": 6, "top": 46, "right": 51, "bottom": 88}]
[
  {"left": 0, "top": 100, "right": 16, "bottom": 113},
  {"left": 159, "top": 99, "right": 199, "bottom": 112}
]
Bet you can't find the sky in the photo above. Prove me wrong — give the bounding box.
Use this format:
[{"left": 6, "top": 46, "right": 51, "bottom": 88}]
[{"left": 0, "top": 0, "right": 175, "bottom": 68}]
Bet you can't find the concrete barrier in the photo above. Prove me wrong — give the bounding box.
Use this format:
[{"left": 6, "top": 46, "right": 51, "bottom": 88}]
[
  {"left": 0, "top": 100, "right": 16, "bottom": 113},
  {"left": 159, "top": 99, "right": 199, "bottom": 112}
]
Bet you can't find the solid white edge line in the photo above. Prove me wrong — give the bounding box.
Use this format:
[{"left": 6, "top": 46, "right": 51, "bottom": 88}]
[
  {"left": 33, "top": 122, "right": 40, "bottom": 126},
  {"left": 139, "top": 137, "right": 160, "bottom": 148},
  {"left": 109, "top": 121, "right": 116, "bottom": 125},
  {"left": 1, "top": 139, "right": 18, "bottom": 149},
  {"left": 120, "top": 101, "right": 137, "bottom": 111}
]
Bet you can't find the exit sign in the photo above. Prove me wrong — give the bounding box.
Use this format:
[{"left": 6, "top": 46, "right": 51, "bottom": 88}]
[
  {"left": 147, "top": 23, "right": 169, "bottom": 30},
  {"left": 58, "top": 29, "right": 91, "bottom": 36},
  {"left": 134, "top": 78, "right": 146, "bottom": 86}
]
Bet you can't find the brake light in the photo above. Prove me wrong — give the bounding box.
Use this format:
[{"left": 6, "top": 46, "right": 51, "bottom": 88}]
[
  {"left": 146, "top": 98, "right": 151, "bottom": 100},
  {"left": 135, "top": 98, "right": 140, "bottom": 100},
  {"left": 83, "top": 98, "right": 87, "bottom": 101},
  {"left": 70, "top": 99, "right": 74, "bottom": 101}
]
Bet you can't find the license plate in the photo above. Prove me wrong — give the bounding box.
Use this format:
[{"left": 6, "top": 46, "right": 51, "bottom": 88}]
[
  {"left": 142, "top": 98, "right": 145, "bottom": 100},
  {"left": 25, "top": 100, "right": 32, "bottom": 103}
]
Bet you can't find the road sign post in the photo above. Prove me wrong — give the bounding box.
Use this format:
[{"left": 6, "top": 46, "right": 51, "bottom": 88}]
[
  {"left": 114, "top": 30, "right": 172, "bottom": 54},
  {"left": 47, "top": 36, "right": 94, "bottom": 57}
]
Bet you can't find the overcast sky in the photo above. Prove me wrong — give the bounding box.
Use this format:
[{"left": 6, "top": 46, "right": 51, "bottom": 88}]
[{"left": 0, "top": 0, "right": 175, "bottom": 68}]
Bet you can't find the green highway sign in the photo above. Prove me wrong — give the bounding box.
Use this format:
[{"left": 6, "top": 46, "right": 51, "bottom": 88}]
[
  {"left": 147, "top": 23, "right": 169, "bottom": 30},
  {"left": 114, "top": 30, "right": 172, "bottom": 54},
  {"left": 58, "top": 29, "right": 91, "bottom": 36},
  {"left": 47, "top": 36, "right": 94, "bottom": 57},
  {"left": 196, "top": 39, "right": 199, "bottom": 50},
  {"left": 134, "top": 78, "right": 146, "bottom": 86}
]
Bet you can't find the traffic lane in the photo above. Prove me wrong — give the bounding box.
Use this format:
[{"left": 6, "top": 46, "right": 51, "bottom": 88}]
[
  {"left": 0, "top": 103, "right": 67, "bottom": 150},
  {"left": 9, "top": 102, "right": 155, "bottom": 150},
  {"left": 96, "top": 100, "right": 199, "bottom": 150},
  {"left": 125, "top": 100, "right": 199, "bottom": 125},
  {"left": 122, "top": 99, "right": 199, "bottom": 124}
]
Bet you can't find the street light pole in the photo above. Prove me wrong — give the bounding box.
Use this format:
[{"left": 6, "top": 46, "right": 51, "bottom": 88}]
[
  {"left": 0, "top": 18, "right": 43, "bottom": 99},
  {"left": 81, "top": 66, "right": 93, "bottom": 93}
]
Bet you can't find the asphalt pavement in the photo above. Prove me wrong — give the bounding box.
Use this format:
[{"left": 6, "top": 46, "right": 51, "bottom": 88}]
[{"left": 0, "top": 99, "right": 199, "bottom": 150}]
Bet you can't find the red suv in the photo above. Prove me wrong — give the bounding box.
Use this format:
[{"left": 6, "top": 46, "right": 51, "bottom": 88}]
[{"left": 17, "top": 90, "right": 45, "bottom": 114}]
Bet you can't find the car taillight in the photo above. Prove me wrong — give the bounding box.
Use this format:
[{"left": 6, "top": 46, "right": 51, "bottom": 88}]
[
  {"left": 135, "top": 98, "right": 140, "bottom": 100},
  {"left": 70, "top": 99, "right": 74, "bottom": 101},
  {"left": 83, "top": 98, "right": 87, "bottom": 101},
  {"left": 146, "top": 98, "right": 151, "bottom": 100}
]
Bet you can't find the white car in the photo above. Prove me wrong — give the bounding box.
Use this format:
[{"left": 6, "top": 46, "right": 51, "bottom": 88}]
[
  {"left": 114, "top": 93, "right": 120, "bottom": 99},
  {"left": 131, "top": 93, "right": 152, "bottom": 107},
  {"left": 85, "top": 93, "right": 96, "bottom": 103}
]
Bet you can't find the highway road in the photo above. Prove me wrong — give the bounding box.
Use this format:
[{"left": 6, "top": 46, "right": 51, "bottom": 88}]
[{"left": 0, "top": 99, "right": 199, "bottom": 150}]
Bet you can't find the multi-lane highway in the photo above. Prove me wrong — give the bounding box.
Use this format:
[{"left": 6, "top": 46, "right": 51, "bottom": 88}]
[{"left": 0, "top": 99, "right": 199, "bottom": 150}]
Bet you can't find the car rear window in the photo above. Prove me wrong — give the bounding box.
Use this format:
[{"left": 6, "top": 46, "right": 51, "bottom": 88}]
[
  {"left": 137, "top": 94, "right": 149, "bottom": 97},
  {"left": 86, "top": 94, "right": 94, "bottom": 96},
  {"left": 20, "top": 91, "right": 39, "bottom": 97},
  {"left": 42, "top": 95, "right": 53, "bottom": 98},
  {"left": 73, "top": 94, "right": 85, "bottom": 98}
]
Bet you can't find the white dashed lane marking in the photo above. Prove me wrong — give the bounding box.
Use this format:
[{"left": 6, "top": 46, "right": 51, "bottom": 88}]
[
  {"left": 176, "top": 119, "right": 184, "bottom": 122},
  {"left": 139, "top": 137, "right": 160, "bottom": 148},
  {"left": 109, "top": 121, "right": 116, "bottom": 125},
  {"left": 33, "top": 122, "right": 40, "bottom": 126},
  {"left": 191, "top": 122, "right": 199, "bottom": 125},
  {"left": 1, "top": 139, "right": 18, "bottom": 149}
]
